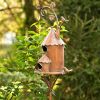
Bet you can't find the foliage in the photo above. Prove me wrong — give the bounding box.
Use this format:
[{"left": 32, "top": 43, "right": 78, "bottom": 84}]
[
  {"left": 0, "top": 0, "right": 100, "bottom": 100},
  {"left": 53, "top": 0, "right": 100, "bottom": 99},
  {"left": 56, "top": 0, "right": 100, "bottom": 18},
  {"left": 0, "top": 21, "right": 48, "bottom": 100},
  {"left": 53, "top": 14, "right": 100, "bottom": 100}
]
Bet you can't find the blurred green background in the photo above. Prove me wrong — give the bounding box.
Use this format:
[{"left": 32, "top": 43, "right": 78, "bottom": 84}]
[{"left": 0, "top": 0, "right": 100, "bottom": 100}]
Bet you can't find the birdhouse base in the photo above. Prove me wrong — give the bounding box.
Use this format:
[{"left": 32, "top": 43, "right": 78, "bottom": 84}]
[
  {"left": 41, "top": 71, "right": 65, "bottom": 75},
  {"left": 34, "top": 67, "right": 72, "bottom": 75}
]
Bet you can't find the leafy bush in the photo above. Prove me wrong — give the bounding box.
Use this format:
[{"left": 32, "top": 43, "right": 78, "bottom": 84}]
[
  {"left": 0, "top": 0, "right": 100, "bottom": 100},
  {"left": 53, "top": 12, "right": 100, "bottom": 100},
  {"left": 0, "top": 21, "right": 48, "bottom": 100}
]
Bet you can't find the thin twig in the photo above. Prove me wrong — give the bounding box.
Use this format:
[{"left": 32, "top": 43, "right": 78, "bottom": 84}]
[{"left": 3, "top": 0, "right": 20, "bottom": 25}]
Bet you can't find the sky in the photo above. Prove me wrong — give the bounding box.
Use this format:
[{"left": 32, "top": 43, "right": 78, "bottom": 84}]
[{"left": 0, "top": 32, "right": 16, "bottom": 45}]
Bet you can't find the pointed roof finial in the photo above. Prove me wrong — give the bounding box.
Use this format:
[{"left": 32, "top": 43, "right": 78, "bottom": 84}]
[{"left": 42, "top": 28, "right": 65, "bottom": 46}]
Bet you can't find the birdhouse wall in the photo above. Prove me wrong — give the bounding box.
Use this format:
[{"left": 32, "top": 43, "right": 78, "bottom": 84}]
[
  {"left": 40, "top": 63, "right": 50, "bottom": 72},
  {"left": 46, "top": 45, "right": 64, "bottom": 72}
]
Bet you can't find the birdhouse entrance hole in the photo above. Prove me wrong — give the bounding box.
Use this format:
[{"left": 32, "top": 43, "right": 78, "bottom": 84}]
[
  {"left": 37, "top": 63, "right": 42, "bottom": 69},
  {"left": 42, "top": 46, "right": 47, "bottom": 52}
]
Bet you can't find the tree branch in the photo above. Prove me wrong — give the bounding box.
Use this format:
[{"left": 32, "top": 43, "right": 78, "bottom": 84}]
[
  {"left": 3, "top": 0, "right": 21, "bottom": 25},
  {"left": 0, "top": 6, "right": 22, "bottom": 11}
]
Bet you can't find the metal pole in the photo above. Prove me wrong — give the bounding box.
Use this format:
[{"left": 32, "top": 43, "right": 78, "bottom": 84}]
[
  {"left": 42, "top": 75, "right": 59, "bottom": 100},
  {"left": 49, "top": 91, "right": 52, "bottom": 100},
  {"left": 48, "top": 81, "right": 52, "bottom": 100}
]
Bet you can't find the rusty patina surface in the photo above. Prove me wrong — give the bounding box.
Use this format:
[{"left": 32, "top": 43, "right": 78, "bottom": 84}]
[
  {"left": 38, "top": 54, "right": 51, "bottom": 72},
  {"left": 42, "top": 28, "right": 65, "bottom": 46},
  {"left": 47, "top": 45, "right": 64, "bottom": 72},
  {"left": 36, "top": 28, "right": 71, "bottom": 74},
  {"left": 38, "top": 54, "right": 51, "bottom": 63}
]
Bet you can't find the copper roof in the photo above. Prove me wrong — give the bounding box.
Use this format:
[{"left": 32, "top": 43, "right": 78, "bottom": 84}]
[
  {"left": 38, "top": 54, "right": 51, "bottom": 63},
  {"left": 41, "top": 28, "right": 65, "bottom": 46}
]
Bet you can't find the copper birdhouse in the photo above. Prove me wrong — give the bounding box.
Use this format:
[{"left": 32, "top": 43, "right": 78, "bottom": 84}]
[
  {"left": 38, "top": 54, "right": 51, "bottom": 72},
  {"left": 36, "top": 28, "right": 71, "bottom": 74}
]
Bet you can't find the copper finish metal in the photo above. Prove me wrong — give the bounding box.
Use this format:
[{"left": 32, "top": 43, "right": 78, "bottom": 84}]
[
  {"left": 36, "top": 28, "right": 71, "bottom": 74},
  {"left": 35, "top": 7, "right": 73, "bottom": 100},
  {"left": 38, "top": 55, "right": 51, "bottom": 72},
  {"left": 38, "top": 54, "right": 51, "bottom": 63},
  {"left": 42, "top": 28, "right": 65, "bottom": 46},
  {"left": 55, "top": 28, "right": 60, "bottom": 39},
  {"left": 40, "top": 63, "right": 50, "bottom": 72},
  {"left": 42, "top": 75, "right": 59, "bottom": 100},
  {"left": 35, "top": 68, "right": 72, "bottom": 75},
  {"left": 47, "top": 45, "right": 64, "bottom": 72},
  {"left": 41, "top": 71, "right": 65, "bottom": 75}
]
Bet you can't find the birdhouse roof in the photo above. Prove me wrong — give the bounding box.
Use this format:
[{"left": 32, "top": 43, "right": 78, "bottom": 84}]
[
  {"left": 41, "top": 28, "right": 65, "bottom": 46},
  {"left": 38, "top": 54, "right": 51, "bottom": 63}
]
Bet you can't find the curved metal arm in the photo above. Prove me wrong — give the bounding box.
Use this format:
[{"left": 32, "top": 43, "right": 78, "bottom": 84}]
[{"left": 39, "top": 5, "right": 59, "bottom": 28}]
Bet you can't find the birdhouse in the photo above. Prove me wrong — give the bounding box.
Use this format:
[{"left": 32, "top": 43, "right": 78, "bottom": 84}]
[
  {"left": 38, "top": 54, "right": 51, "bottom": 72},
  {"left": 36, "top": 28, "right": 71, "bottom": 74}
]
